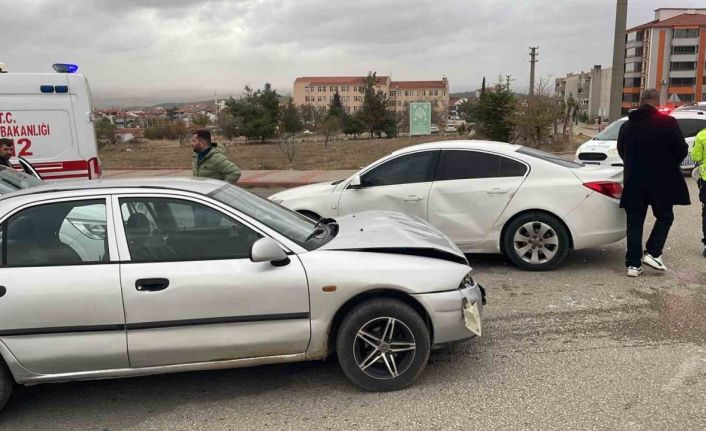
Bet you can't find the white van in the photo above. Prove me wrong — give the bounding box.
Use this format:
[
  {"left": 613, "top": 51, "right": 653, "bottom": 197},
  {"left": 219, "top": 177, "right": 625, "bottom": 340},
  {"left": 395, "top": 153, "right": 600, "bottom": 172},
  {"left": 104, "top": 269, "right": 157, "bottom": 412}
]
[
  {"left": 575, "top": 110, "right": 706, "bottom": 171},
  {"left": 0, "top": 63, "right": 101, "bottom": 181}
]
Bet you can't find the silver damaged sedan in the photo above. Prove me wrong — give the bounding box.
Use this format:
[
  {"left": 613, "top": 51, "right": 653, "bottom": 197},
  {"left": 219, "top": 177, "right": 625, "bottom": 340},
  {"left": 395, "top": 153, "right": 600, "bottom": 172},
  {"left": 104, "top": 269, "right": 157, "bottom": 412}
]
[{"left": 0, "top": 178, "right": 484, "bottom": 410}]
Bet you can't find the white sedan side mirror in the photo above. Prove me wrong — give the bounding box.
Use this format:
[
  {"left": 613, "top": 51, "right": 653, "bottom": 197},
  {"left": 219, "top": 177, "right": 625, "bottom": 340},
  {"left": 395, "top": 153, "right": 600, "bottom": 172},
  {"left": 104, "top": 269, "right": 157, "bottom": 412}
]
[
  {"left": 348, "top": 174, "right": 362, "bottom": 189},
  {"left": 250, "top": 237, "right": 289, "bottom": 266}
]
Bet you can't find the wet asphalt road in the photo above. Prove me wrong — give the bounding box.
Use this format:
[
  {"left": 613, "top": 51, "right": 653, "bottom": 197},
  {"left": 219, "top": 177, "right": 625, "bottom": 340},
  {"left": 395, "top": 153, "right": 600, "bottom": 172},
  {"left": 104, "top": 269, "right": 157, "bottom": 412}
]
[{"left": 2, "top": 184, "right": 706, "bottom": 430}]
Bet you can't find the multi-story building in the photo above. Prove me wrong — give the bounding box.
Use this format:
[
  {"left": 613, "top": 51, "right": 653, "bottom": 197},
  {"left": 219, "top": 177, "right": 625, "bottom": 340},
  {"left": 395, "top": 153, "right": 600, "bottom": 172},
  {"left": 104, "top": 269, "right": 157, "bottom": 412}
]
[
  {"left": 622, "top": 8, "right": 706, "bottom": 113},
  {"left": 293, "top": 75, "right": 449, "bottom": 116},
  {"left": 555, "top": 65, "right": 612, "bottom": 121}
]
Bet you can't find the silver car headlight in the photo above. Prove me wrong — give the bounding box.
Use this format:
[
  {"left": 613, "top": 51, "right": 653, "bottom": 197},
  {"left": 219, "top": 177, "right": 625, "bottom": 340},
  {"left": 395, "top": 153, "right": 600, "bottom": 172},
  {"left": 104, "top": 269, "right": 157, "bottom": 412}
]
[{"left": 459, "top": 271, "right": 475, "bottom": 290}]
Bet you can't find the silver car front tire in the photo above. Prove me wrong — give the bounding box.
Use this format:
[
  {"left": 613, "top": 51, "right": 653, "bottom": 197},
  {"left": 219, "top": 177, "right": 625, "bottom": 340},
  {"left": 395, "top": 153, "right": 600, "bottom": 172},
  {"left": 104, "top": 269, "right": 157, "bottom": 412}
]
[{"left": 336, "top": 298, "right": 430, "bottom": 391}]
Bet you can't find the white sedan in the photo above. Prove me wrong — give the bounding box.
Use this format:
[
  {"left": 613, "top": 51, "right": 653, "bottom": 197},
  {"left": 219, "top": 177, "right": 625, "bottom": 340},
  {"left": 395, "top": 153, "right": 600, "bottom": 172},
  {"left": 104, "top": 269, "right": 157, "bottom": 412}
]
[{"left": 270, "top": 140, "right": 626, "bottom": 271}]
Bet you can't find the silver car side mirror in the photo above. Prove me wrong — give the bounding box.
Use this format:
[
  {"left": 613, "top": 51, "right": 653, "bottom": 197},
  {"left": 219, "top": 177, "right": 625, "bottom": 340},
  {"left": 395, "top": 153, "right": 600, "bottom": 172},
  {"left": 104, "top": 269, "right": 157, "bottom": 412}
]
[
  {"left": 348, "top": 174, "right": 362, "bottom": 189},
  {"left": 250, "top": 237, "right": 289, "bottom": 266}
]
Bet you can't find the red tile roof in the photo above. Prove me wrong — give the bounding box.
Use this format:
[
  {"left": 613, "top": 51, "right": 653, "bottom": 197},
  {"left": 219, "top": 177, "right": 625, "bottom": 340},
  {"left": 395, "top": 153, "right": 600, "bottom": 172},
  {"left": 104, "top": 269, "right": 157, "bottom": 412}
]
[
  {"left": 295, "top": 76, "right": 390, "bottom": 85},
  {"left": 627, "top": 12, "right": 706, "bottom": 32},
  {"left": 390, "top": 80, "right": 448, "bottom": 89}
]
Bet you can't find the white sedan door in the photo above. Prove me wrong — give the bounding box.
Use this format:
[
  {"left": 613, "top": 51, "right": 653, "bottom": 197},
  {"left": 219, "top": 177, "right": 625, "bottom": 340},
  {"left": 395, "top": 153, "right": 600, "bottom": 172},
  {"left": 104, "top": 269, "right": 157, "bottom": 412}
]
[
  {"left": 337, "top": 150, "right": 439, "bottom": 220},
  {"left": 428, "top": 150, "right": 528, "bottom": 250},
  {"left": 114, "top": 195, "right": 310, "bottom": 368}
]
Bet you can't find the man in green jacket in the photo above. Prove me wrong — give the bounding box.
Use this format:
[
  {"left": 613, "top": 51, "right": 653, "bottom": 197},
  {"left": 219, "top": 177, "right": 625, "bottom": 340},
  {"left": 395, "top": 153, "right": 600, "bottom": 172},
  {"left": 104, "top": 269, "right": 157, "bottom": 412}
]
[
  {"left": 691, "top": 128, "right": 706, "bottom": 257},
  {"left": 191, "top": 130, "right": 241, "bottom": 183}
]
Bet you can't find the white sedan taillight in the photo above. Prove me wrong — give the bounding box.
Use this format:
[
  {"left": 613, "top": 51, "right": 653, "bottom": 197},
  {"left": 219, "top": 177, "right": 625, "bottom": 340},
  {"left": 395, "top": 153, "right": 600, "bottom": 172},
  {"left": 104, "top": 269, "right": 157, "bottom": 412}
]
[{"left": 583, "top": 181, "right": 623, "bottom": 199}]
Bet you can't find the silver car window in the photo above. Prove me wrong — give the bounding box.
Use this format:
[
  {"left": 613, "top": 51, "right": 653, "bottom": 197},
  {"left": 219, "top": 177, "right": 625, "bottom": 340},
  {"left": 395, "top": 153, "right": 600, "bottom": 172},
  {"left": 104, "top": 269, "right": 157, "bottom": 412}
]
[
  {"left": 119, "top": 197, "right": 262, "bottom": 262},
  {"left": 3, "top": 200, "right": 108, "bottom": 267}
]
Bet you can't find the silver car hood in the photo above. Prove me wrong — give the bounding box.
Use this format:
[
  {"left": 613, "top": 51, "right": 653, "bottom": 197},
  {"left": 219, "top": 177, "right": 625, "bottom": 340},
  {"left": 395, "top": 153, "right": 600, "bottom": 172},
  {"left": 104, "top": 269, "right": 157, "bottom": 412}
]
[{"left": 319, "top": 211, "right": 467, "bottom": 264}]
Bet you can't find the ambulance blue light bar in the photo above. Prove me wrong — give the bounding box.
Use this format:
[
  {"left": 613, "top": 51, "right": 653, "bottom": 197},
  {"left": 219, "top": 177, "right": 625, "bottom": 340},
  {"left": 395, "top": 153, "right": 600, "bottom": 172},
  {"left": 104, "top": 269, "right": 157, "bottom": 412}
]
[{"left": 52, "top": 63, "right": 79, "bottom": 73}]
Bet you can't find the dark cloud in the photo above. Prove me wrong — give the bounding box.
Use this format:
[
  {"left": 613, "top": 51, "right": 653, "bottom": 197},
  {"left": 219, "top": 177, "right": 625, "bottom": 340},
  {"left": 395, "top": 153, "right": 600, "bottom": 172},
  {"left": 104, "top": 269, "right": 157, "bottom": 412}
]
[{"left": 1, "top": 0, "right": 704, "bottom": 105}]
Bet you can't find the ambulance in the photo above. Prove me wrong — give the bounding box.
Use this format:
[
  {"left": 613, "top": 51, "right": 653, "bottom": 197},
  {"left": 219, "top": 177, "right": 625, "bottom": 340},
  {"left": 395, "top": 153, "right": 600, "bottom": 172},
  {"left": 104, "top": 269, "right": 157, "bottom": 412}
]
[{"left": 0, "top": 63, "right": 101, "bottom": 181}]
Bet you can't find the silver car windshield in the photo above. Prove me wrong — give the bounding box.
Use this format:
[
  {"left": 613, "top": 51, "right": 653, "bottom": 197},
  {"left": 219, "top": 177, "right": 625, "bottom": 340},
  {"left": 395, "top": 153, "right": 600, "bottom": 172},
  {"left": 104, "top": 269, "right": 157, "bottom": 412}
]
[
  {"left": 0, "top": 165, "right": 43, "bottom": 194},
  {"left": 593, "top": 118, "right": 627, "bottom": 141},
  {"left": 209, "top": 184, "right": 323, "bottom": 250}
]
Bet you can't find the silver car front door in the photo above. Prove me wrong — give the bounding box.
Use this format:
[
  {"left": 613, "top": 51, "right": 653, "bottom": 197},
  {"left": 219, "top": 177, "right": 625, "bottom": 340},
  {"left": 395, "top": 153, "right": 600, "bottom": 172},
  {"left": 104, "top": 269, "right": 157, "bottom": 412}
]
[
  {"left": 113, "top": 195, "right": 311, "bottom": 368},
  {"left": 0, "top": 197, "right": 128, "bottom": 375},
  {"left": 337, "top": 150, "right": 439, "bottom": 220}
]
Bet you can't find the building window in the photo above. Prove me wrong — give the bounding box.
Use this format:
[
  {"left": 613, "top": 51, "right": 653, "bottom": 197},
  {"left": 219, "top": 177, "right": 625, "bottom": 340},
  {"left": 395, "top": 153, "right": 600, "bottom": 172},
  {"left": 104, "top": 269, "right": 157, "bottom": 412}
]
[
  {"left": 304, "top": 86, "right": 310, "bottom": 93},
  {"left": 623, "top": 93, "right": 640, "bottom": 103},
  {"left": 676, "top": 93, "right": 695, "bottom": 102},
  {"left": 404, "top": 90, "right": 410, "bottom": 97},
  {"left": 674, "top": 29, "right": 699, "bottom": 39},
  {"left": 671, "top": 45, "right": 698, "bottom": 55},
  {"left": 626, "top": 47, "right": 644, "bottom": 57},
  {"left": 318, "top": 96, "right": 323, "bottom": 102},
  {"left": 397, "top": 101, "right": 401, "bottom": 106},
  {"left": 624, "top": 77, "right": 641, "bottom": 87},
  {"left": 670, "top": 61, "right": 696, "bottom": 71},
  {"left": 341, "top": 85, "right": 349, "bottom": 92},
  {"left": 305, "top": 96, "right": 310, "bottom": 102},
  {"left": 625, "top": 62, "right": 643, "bottom": 73},
  {"left": 669, "top": 77, "right": 696, "bottom": 86},
  {"left": 626, "top": 30, "right": 644, "bottom": 42}
]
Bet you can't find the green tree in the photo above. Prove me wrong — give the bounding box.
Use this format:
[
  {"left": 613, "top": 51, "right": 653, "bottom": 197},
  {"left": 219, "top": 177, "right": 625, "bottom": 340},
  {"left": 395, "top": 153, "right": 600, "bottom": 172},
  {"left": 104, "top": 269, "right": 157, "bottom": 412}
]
[
  {"left": 225, "top": 84, "right": 281, "bottom": 142},
  {"left": 359, "top": 71, "right": 389, "bottom": 137},
  {"left": 342, "top": 112, "right": 365, "bottom": 138},
  {"left": 329, "top": 91, "right": 344, "bottom": 118},
  {"left": 218, "top": 114, "right": 240, "bottom": 139},
  {"left": 473, "top": 77, "right": 515, "bottom": 141},
  {"left": 382, "top": 111, "right": 398, "bottom": 138},
  {"left": 191, "top": 113, "right": 209, "bottom": 127},
  {"left": 94, "top": 117, "right": 117, "bottom": 147},
  {"left": 281, "top": 98, "right": 304, "bottom": 134}
]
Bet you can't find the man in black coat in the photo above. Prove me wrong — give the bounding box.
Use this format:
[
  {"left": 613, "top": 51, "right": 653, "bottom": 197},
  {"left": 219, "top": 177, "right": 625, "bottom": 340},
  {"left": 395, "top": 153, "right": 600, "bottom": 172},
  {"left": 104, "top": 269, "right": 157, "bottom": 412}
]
[{"left": 617, "top": 89, "right": 690, "bottom": 277}]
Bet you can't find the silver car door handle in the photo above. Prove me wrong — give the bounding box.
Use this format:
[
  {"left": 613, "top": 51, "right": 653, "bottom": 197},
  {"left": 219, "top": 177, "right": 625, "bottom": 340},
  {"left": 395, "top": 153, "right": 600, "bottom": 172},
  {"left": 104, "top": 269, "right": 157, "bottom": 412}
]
[
  {"left": 404, "top": 195, "right": 423, "bottom": 201},
  {"left": 487, "top": 188, "right": 509, "bottom": 194}
]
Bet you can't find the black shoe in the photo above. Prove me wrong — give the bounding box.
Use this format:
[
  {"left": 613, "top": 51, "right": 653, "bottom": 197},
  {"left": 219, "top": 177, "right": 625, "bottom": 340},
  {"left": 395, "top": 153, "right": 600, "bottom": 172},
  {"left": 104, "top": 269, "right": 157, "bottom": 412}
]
[{"left": 703, "top": 247, "right": 706, "bottom": 258}]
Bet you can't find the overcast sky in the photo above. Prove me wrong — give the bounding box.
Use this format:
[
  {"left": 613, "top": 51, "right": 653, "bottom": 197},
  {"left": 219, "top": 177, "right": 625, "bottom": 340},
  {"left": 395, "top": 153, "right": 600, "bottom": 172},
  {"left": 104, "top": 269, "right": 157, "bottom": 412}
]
[{"left": 1, "top": 0, "right": 704, "bottom": 106}]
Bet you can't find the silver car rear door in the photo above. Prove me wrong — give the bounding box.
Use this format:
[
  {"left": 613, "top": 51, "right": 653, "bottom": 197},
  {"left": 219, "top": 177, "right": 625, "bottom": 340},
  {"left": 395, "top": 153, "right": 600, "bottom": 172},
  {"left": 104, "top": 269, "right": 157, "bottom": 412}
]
[{"left": 0, "top": 196, "right": 128, "bottom": 375}]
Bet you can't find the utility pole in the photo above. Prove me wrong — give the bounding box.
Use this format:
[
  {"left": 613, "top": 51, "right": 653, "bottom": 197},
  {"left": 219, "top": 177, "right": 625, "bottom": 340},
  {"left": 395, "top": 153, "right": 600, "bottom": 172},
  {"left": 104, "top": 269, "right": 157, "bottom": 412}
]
[
  {"left": 609, "top": 0, "right": 628, "bottom": 121},
  {"left": 529, "top": 47, "right": 538, "bottom": 96},
  {"left": 505, "top": 75, "right": 513, "bottom": 91}
]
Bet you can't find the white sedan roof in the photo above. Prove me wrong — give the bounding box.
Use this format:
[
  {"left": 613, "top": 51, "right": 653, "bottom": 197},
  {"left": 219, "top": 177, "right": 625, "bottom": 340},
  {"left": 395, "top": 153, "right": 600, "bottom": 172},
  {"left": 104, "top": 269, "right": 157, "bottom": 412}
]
[{"left": 392, "top": 140, "right": 521, "bottom": 156}]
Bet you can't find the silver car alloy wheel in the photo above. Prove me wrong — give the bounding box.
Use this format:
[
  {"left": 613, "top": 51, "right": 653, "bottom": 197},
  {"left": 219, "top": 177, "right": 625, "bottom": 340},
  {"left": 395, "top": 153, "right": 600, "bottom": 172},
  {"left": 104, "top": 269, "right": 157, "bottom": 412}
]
[
  {"left": 353, "top": 317, "right": 416, "bottom": 380},
  {"left": 513, "top": 221, "right": 559, "bottom": 265}
]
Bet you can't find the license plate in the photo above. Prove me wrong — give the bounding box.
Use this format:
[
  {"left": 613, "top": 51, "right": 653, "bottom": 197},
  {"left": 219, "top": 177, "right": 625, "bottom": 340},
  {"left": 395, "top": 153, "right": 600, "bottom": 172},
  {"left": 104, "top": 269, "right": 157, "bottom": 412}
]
[{"left": 463, "top": 299, "right": 482, "bottom": 337}]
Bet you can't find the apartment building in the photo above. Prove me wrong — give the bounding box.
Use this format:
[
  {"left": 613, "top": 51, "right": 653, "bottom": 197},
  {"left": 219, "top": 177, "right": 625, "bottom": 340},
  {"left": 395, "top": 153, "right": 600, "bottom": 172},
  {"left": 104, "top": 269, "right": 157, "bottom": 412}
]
[
  {"left": 622, "top": 8, "right": 706, "bottom": 113},
  {"left": 555, "top": 65, "right": 612, "bottom": 121},
  {"left": 293, "top": 75, "right": 449, "bottom": 115}
]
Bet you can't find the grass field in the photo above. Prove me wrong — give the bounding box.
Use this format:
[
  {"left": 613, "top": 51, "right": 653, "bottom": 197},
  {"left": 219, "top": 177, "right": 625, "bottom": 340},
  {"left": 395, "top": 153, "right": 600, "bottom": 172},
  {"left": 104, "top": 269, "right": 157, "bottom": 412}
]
[{"left": 100, "top": 134, "right": 586, "bottom": 171}]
